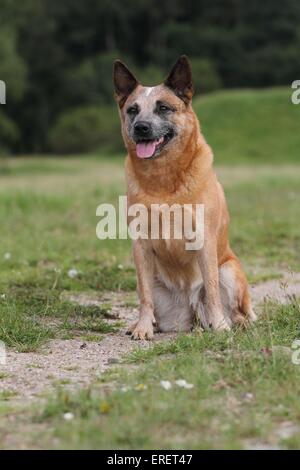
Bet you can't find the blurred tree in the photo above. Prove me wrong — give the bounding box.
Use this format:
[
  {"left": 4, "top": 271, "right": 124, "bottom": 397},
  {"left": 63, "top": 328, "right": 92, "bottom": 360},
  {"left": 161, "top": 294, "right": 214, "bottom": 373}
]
[
  {"left": 0, "top": 0, "right": 26, "bottom": 152},
  {"left": 0, "top": 27, "right": 27, "bottom": 102},
  {"left": 49, "top": 105, "right": 122, "bottom": 154},
  {"left": 189, "top": 58, "right": 222, "bottom": 93},
  {"left": 0, "top": 0, "right": 299, "bottom": 154}
]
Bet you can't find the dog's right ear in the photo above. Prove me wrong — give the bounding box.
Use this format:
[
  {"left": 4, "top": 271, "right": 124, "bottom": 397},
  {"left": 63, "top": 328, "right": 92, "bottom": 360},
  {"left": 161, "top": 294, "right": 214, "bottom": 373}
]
[{"left": 113, "top": 60, "right": 139, "bottom": 108}]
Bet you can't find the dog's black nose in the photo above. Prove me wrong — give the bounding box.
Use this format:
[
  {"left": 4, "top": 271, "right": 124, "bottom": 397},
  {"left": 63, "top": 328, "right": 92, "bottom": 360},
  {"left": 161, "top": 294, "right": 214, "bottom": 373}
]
[{"left": 134, "top": 121, "right": 151, "bottom": 137}]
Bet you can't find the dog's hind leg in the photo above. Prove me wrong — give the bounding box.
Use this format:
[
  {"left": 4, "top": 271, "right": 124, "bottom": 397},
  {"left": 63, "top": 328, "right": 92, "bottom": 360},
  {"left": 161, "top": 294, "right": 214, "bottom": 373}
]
[{"left": 219, "top": 256, "right": 257, "bottom": 327}]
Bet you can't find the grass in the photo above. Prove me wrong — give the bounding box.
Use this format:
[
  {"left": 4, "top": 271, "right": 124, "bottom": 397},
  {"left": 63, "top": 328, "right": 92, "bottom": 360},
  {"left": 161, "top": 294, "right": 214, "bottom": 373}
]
[
  {"left": 0, "top": 87, "right": 299, "bottom": 448},
  {"left": 24, "top": 300, "right": 300, "bottom": 449},
  {"left": 0, "top": 283, "right": 121, "bottom": 351},
  {"left": 196, "top": 87, "right": 300, "bottom": 164},
  {"left": 127, "top": 301, "right": 300, "bottom": 363}
]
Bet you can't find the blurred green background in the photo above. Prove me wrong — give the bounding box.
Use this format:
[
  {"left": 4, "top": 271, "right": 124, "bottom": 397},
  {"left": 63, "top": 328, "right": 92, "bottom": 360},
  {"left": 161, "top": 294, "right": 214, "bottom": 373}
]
[{"left": 0, "top": 0, "right": 300, "bottom": 157}]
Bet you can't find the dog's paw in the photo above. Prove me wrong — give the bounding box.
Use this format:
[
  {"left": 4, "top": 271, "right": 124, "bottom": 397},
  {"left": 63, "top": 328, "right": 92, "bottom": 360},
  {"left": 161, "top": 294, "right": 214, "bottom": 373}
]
[
  {"left": 125, "top": 322, "right": 138, "bottom": 335},
  {"left": 129, "top": 317, "right": 154, "bottom": 341},
  {"left": 209, "top": 315, "right": 231, "bottom": 332},
  {"left": 232, "top": 307, "right": 257, "bottom": 328},
  {"left": 215, "top": 321, "right": 231, "bottom": 332}
]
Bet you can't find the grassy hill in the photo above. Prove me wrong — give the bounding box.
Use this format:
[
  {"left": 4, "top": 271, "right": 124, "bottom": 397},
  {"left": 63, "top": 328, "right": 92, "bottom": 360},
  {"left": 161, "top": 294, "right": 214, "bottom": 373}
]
[{"left": 194, "top": 87, "right": 300, "bottom": 164}]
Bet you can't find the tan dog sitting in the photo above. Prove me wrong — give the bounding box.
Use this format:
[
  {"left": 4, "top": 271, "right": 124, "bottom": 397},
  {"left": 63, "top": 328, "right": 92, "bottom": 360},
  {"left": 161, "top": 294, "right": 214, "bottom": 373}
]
[{"left": 113, "top": 55, "right": 256, "bottom": 340}]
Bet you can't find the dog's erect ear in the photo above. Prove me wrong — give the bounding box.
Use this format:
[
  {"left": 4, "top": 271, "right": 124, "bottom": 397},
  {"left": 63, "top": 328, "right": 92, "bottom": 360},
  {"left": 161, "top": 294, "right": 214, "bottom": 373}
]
[
  {"left": 164, "top": 55, "right": 194, "bottom": 103},
  {"left": 113, "top": 60, "right": 139, "bottom": 108}
]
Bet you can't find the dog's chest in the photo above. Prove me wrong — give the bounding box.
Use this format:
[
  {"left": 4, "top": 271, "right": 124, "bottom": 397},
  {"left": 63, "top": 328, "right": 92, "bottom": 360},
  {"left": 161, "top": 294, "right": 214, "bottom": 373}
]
[{"left": 150, "top": 237, "right": 202, "bottom": 291}]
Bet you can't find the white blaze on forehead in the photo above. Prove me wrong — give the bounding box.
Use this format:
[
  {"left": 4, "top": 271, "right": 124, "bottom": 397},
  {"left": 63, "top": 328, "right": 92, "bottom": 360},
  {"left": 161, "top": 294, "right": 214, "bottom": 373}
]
[{"left": 144, "top": 87, "right": 155, "bottom": 97}]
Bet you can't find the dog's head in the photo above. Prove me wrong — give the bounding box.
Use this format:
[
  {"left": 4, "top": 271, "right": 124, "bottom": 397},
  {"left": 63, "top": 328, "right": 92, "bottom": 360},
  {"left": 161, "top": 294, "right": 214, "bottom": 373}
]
[{"left": 113, "top": 56, "right": 197, "bottom": 160}]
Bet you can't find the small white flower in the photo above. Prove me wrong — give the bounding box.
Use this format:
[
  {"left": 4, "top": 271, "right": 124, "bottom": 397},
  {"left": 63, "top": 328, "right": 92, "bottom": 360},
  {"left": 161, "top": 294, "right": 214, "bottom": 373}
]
[
  {"left": 68, "top": 268, "right": 78, "bottom": 279},
  {"left": 118, "top": 264, "right": 124, "bottom": 270},
  {"left": 160, "top": 380, "right": 172, "bottom": 390},
  {"left": 0, "top": 294, "right": 6, "bottom": 300},
  {"left": 63, "top": 412, "right": 74, "bottom": 421},
  {"left": 175, "top": 379, "right": 194, "bottom": 389},
  {"left": 243, "top": 392, "right": 254, "bottom": 402},
  {"left": 4, "top": 252, "right": 11, "bottom": 260},
  {"left": 120, "top": 386, "right": 130, "bottom": 393}
]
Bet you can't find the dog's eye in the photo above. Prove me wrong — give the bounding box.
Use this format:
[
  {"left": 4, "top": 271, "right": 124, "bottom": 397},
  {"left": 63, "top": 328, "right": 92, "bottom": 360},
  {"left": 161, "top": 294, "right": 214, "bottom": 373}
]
[
  {"left": 127, "top": 106, "right": 138, "bottom": 116},
  {"left": 158, "top": 104, "right": 170, "bottom": 112}
]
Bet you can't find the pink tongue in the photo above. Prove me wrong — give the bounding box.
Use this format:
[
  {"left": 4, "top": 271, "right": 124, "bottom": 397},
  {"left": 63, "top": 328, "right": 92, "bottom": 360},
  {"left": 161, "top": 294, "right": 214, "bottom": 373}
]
[{"left": 136, "top": 141, "right": 156, "bottom": 159}]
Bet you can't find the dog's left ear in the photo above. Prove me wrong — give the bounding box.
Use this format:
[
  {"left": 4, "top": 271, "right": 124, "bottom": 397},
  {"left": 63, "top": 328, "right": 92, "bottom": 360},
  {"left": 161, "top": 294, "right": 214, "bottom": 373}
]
[
  {"left": 113, "top": 60, "right": 139, "bottom": 108},
  {"left": 164, "top": 55, "right": 194, "bottom": 103}
]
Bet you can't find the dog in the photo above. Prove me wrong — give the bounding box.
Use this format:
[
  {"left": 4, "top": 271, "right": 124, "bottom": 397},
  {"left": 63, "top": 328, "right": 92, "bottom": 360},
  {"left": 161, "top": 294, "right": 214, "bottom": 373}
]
[{"left": 113, "top": 55, "right": 256, "bottom": 340}]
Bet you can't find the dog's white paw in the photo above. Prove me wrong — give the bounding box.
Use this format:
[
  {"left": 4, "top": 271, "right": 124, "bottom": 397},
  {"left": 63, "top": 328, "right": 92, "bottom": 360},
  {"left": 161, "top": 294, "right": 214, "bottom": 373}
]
[
  {"left": 209, "top": 315, "right": 231, "bottom": 332},
  {"left": 129, "top": 317, "right": 154, "bottom": 341},
  {"left": 214, "top": 321, "right": 231, "bottom": 332}
]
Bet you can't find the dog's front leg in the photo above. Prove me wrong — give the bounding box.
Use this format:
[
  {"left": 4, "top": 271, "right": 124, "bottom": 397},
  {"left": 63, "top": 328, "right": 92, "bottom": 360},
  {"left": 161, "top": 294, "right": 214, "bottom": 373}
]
[
  {"left": 199, "top": 237, "right": 230, "bottom": 331},
  {"left": 129, "top": 239, "right": 156, "bottom": 340}
]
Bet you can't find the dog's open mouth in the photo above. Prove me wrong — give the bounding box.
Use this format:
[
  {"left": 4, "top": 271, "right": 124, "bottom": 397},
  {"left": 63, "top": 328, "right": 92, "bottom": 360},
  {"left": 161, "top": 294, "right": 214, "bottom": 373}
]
[{"left": 135, "top": 131, "right": 174, "bottom": 159}]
